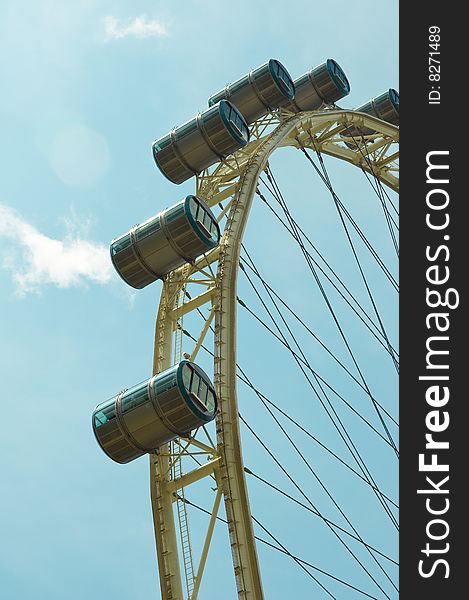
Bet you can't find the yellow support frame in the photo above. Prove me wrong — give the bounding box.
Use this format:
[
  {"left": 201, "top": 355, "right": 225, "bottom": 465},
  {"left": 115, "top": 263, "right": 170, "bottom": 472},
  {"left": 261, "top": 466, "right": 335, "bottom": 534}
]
[{"left": 150, "top": 109, "right": 399, "bottom": 600}]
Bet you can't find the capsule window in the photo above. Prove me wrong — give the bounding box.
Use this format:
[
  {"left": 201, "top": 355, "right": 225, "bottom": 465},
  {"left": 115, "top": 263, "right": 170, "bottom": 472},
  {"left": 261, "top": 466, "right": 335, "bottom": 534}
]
[
  {"left": 230, "top": 77, "right": 247, "bottom": 95},
  {"left": 176, "top": 118, "right": 197, "bottom": 139},
  {"left": 136, "top": 217, "right": 161, "bottom": 241},
  {"left": 198, "top": 222, "right": 211, "bottom": 239},
  {"left": 190, "top": 390, "right": 210, "bottom": 415},
  {"left": 206, "top": 390, "right": 216, "bottom": 414},
  {"left": 199, "top": 380, "right": 208, "bottom": 405},
  {"left": 227, "top": 105, "right": 249, "bottom": 142},
  {"left": 94, "top": 398, "right": 117, "bottom": 428},
  {"left": 390, "top": 89, "right": 399, "bottom": 111},
  {"left": 121, "top": 384, "right": 149, "bottom": 414},
  {"left": 235, "top": 113, "right": 246, "bottom": 135},
  {"left": 111, "top": 234, "right": 132, "bottom": 256},
  {"left": 182, "top": 363, "right": 192, "bottom": 389},
  {"left": 204, "top": 214, "right": 219, "bottom": 241},
  {"left": 165, "top": 203, "right": 184, "bottom": 223},
  {"left": 275, "top": 62, "right": 295, "bottom": 96},
  {"left": 189, "top": 197, "right": 199, "bottom": 220},
  {"left": 195, "top": 207, "right": 206, "bottom": 227},
  {"left": 229, "top": 115, "right": 243, "bottom": 138},
  {"left": 190, "top": 372, "right": 201, "bottom": 396},
  {"left": 327, "top": 59, "right": 350, "bottom": 95},
  {"left": 334, "top": 67, "right": 347, "bottom": 90},
  {"left": 152, "top": 134, "right": 172, "bottom": 152},
  {"left": 201, "top": 105, "right": 219, "bottom": 122},
  {"left": 197, "top": 208, "right": 211, "bottom": 234}
]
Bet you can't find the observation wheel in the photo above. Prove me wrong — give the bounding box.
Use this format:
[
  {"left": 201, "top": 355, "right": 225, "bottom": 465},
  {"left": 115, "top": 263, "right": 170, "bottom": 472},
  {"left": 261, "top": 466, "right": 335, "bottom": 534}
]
[
  {"left": 150, "top": 108, "right": 399, "bottom": 600},
  {"left": 92, "top": 57, "right": 399, "bottom": 600}
]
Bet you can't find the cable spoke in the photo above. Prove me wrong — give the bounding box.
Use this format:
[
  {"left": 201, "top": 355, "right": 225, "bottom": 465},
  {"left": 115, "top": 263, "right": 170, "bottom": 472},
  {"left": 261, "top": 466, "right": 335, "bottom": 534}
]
[{"left": 262, "top": 166, "right": 399, "bottom": 457}]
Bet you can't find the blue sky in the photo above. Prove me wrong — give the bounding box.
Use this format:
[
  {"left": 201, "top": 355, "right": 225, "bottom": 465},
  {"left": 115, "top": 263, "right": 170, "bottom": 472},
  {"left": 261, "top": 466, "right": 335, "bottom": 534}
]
[{"left": 0, "top": 2, "right": 398, "bottom": 598}]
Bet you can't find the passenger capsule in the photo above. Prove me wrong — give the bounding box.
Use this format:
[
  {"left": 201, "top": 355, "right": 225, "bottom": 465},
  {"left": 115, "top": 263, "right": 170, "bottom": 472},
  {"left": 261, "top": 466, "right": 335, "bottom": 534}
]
[
  {"left": 110, "top": 196, "right": 220, "bottom": 289},
  {"left": 92, "top": 361, "right": 218, "bottom": 464},
  {"left": 152, "top": 100, "right": 249, "bottom": 184},
  {"left": 345, "top": 89, "right": 400, "bottom": 139},
  {"left": 355, "top": 88, "right": 399, "bottom": 128},
  {"left": 281, "top": 59, "right": 350, "bottom": 112},
  {"left": 208, "top": 59, "right": 295, "bottom": 125}
]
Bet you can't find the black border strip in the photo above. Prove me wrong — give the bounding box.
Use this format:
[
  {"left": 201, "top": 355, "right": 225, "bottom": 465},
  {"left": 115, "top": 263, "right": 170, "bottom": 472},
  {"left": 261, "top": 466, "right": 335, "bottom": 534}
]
[{"left": 400, "top": 5, "right": 464, "bottom": 597}]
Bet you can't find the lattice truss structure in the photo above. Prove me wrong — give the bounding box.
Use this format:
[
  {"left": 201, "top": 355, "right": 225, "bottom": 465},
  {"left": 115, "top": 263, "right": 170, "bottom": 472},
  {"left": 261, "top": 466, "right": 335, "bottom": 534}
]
[{"left": 149, "top": 108, "right": 399, "bottom": 600}]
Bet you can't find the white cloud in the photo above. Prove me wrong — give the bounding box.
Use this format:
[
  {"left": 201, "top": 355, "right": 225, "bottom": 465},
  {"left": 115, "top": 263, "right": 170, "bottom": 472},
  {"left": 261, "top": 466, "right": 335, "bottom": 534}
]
[
  {"left": 0, "top": 204, "right": 114, "bottom": 296},
  {"left": 104, "top": 16, "right": 168, "bottom": 40}
]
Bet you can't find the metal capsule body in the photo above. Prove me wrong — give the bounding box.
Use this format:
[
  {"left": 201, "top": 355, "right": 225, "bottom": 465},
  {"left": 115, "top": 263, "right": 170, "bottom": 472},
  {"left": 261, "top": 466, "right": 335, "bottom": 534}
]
[
  {"left": 152, "top": 100, "right": 249, "bottom": 184},
  {"left": 208, "top": 59, "right": 295, "bottom": 125},
  {"left": 281, "top": 59, "right": 350, "bottom": 113},
  {"left": 346, "top": 89, "right": 400, "bottom": 139},
  {"left": 92, "top": 361, "right": 218, "bottom": 464},
  {"left": 110, "top": 196, "right": 220, "bottom": 289}
]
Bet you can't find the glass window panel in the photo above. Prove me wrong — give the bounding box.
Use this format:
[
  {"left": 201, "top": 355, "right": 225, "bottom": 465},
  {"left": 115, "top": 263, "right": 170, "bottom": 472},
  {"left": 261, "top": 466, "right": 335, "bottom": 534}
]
[
  {"left": 176, "top": 118, "right": 197, "bottom": 138},
  {"left": 276, "top": 65, "right": 293, "bottom": 95},
  {"left": 165, "top": 204, "right": 184, "bottom": 222},
  {"left": 199, "top": 380, "right": 208, "bottom": 406},
  {"left": 230, "top": 76, "right": 248, "bottom": 94},
  {"left": 182, "top": 364, "right": 192, "bottom": 391},
  {"left": 209, "top": 92, "right": 223, "bottom": 106},
  {"left": 206, "top": 390, "right": 216, "bottom": 413},
  {"left": 201, "top": 105, "right": 219, "bottom": 123},
  {"left": 189, "top": 197, "right": 198, "bottom": 220},
  {"left": 153, "top": 135, "right": 172, "bottom": 151},
  {"left": 121, "top": 385, "right": 148, "bottom": 413},
  {"left": 136, "top": 217, "right": 160, "bottom": 241},
  {"left": 111, "top": 235, "right": 132, "bottom": 256},
  {"left": 228, "top": 108, "right": 248, "bottom": 142},
  {"left": 94, "top": 411, "right": 108, "bottom": 427},
  {"left": 196, "top": 220, "right": 210, "bottom": 239},
  {"left": 191, "top": 373, "right": 201, "bottom": 396},
  {"left": 94, "top": 398, "right": 116, "bottom": 428},
  {"left": 155, "top": 369, "right": 178, "bottom": 395}
]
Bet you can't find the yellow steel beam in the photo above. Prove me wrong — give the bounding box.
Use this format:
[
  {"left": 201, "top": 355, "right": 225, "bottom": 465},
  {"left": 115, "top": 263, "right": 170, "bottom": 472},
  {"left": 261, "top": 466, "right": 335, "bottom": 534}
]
[
  {"left": 192, "top": 487, "right": 223, "bottom": 600},
  {"left": 187, "top": 438, "right": 216, "bottom": 454},
  {"left": 150, "top": 277, "right": 184, "bottom": 600},
  {"left": 167, "top": 458, "right": 221, "bottom": 495},
  {"left": 189, "top": 307, "right": 215, "bottom": 362},
  {"left": 170, "top": 287, "right": 215, "bottom": 320}
]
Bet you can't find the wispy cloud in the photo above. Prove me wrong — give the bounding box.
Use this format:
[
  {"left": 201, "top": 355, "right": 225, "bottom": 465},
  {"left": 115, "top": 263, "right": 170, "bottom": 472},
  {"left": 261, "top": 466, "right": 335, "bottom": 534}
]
[
  {"left": 0, "top": 204, "right": 114, "bottom": 296},
  {"left": 103, "top": 16, "right": 168, "bottom": 41}
]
